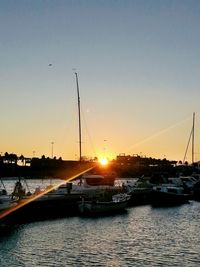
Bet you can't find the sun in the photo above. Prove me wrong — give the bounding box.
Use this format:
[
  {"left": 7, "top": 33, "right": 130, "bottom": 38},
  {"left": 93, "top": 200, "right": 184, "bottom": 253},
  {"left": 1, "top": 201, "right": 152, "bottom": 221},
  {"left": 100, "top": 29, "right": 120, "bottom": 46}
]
[{"left": 99, "top": 157, "right": 108, "bottom": 166}]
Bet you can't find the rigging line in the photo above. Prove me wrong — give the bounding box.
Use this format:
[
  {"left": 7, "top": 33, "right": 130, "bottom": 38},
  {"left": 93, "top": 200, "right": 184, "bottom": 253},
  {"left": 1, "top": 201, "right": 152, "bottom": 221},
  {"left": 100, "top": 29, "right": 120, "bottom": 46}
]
[
  {"left": 183, "top": 128, "right": 193, "bottom": 163},
  {"left": 62, "top": 110, "right": 77, "bottom": 139},
  {"left": 81, "top": 106, "right": 97, "bottom": 157},
  {"left": 183, "top": 112, "right": 195, "bottom": 164},
  {"left": 0, "top": 177, "right": 6, "bottom": 190},
  {"left": 22, "top": 177, "right": 31, "bottom": 193}
]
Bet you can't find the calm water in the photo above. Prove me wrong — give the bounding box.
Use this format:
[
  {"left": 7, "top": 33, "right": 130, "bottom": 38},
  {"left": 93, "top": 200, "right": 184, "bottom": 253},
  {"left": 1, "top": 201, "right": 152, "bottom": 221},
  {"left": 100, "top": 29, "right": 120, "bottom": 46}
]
[{"left": 0, "top": 180, "right": 200, "bottom": 266}]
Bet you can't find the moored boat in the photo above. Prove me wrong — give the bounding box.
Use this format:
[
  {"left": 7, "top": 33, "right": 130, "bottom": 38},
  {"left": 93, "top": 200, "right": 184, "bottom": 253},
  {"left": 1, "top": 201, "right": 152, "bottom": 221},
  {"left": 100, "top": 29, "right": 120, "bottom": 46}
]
[
  {"left": 193, "top": 180, "right": 200, "bottom": 201},
  {"left": 121, "top": 177, "right": 153, "bottom": 206},
  {"left": 78, "top": 193, "right": 130, "bottom": 216},
  {"left": 151, "top": 185, "right": 190, "bottom": 207}
]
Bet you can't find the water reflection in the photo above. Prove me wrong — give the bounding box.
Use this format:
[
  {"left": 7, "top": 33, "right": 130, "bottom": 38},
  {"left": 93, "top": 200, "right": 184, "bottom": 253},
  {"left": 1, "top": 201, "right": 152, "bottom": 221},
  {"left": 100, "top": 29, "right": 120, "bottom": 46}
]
[
  {"left": 0, "top": 202, "right": 200, "bottom": 266},
  {"left": 1, "top": 179, "right": 200, "bottom": 266}
]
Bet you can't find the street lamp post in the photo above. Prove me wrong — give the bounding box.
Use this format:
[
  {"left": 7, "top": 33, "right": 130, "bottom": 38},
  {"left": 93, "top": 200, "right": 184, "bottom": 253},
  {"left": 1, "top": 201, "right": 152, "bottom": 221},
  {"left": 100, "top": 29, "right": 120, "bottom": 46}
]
[
  {"left": 103, "top": 139, "right": 107, "bottom": 158},
  {"left": 51, "top": 142, "right": 54, "bottom": 158}
]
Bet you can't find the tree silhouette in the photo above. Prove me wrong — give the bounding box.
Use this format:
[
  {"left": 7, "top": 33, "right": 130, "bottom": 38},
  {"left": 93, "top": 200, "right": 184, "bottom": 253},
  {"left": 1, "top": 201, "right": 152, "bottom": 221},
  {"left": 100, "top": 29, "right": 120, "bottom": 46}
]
[{"left": 19, "top": 155, "right": 25, "bottom": 165}]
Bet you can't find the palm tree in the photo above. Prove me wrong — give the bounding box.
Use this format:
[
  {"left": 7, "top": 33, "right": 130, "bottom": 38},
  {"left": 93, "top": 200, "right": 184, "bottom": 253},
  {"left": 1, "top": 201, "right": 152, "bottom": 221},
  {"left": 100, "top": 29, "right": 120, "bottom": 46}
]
[
  {"left": 19, "top": 155, "right": 25, "bottom": 165},
  {"left": 4, "top": 152, "right": 9, "bottom": 163}
]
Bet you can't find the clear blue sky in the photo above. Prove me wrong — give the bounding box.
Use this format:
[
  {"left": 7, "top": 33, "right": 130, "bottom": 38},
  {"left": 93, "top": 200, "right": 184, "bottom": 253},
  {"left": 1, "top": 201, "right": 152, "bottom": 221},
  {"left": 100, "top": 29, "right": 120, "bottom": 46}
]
[{"left": 0, "top": 0, "right": 200, "bottom": 162}]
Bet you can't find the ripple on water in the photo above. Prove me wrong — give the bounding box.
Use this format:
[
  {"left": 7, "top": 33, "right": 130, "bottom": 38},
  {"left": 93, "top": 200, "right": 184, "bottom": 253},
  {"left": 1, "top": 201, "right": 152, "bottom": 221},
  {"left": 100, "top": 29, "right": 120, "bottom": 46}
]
[{"left": 0, "top": 202, "right": 200, "bottom": 266}]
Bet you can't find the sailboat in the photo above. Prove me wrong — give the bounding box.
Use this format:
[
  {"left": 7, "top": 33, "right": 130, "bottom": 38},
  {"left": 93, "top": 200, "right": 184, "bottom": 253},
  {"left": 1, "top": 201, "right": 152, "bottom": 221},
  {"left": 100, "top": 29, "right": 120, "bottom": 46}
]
[
  {"left": 182, "top": 112, "right": 195, "bottom": 165},
  {"left": 40, "top": 73, "right": 123, "bottom": 203},
  {"left": 27, "top": 72, "right": 90, "bottom": 203}
]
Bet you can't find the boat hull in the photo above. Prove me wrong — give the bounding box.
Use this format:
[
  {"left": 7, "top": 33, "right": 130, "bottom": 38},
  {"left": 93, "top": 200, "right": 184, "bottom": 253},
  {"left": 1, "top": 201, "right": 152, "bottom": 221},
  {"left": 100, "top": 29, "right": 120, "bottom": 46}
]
[
  {"left": 151, "top": 190, "right": 190, "bottom": 207},
  {"left": 128, "top": 188, "right": 152, "bottom": 206},
  {"left": 78, "top": 200, "right": 128, "bottom": 215}
]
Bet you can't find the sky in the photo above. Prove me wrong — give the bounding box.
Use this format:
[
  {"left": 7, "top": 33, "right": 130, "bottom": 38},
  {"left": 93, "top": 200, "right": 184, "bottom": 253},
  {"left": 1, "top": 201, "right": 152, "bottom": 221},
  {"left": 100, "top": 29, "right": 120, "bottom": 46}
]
[{"left": 0, "top": 0, "right": 200, "bottom": 162}]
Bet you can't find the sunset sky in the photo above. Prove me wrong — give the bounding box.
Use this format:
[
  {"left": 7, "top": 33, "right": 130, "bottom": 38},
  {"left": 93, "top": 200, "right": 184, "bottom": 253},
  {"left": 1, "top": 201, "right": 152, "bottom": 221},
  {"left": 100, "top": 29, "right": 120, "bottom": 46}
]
[{"left": 0, "top": 0, "right": 200, "bottom": 162}]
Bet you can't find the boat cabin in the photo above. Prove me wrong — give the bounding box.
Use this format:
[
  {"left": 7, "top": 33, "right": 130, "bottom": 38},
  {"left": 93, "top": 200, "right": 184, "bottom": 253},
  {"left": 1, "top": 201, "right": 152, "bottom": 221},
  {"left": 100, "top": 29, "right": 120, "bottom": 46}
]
[
  {"left": 153, "top": 185, "right": 184, "bottom": 194},
  {"left": 82, "top": 174, "right": 115, "bottom": 187}
]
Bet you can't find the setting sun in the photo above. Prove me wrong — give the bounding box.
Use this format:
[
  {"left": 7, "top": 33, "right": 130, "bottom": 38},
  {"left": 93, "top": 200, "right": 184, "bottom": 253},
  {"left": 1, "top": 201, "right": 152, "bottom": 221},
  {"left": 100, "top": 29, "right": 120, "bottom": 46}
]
[{"left": 99, "top": 157, "right": 108, "bottom": 166}]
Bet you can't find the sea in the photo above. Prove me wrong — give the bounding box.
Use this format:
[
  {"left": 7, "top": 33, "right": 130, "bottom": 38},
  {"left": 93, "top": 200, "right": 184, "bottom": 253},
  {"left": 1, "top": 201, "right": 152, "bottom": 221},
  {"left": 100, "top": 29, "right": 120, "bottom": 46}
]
[{"left": 0, "top": 179, "right": 200, "bottom": 267}]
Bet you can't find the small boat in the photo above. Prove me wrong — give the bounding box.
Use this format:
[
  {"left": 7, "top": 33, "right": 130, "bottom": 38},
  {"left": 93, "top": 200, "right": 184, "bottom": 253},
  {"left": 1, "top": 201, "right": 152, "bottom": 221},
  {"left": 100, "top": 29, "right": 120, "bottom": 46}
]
[
  {"left": 78, "top": 193, "right": 130, "bottom": 216},
  {"left": 151, "top": 185, "right": 190, "bottom": 207},
  {"left": 121, "top": 177, "right": 153, "bottom": 206}
]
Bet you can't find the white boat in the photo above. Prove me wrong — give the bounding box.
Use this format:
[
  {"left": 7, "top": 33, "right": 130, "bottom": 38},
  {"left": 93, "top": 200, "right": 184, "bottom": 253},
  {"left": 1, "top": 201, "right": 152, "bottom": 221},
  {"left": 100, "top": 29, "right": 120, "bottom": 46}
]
[
  {"left": 179, "top": 176, "right": 197, "bottom": 191},
  {"left": 33, "top": 173, "right": 120, "bottom": 203},
  {"left": 31, "top": 184, "right": 84, "bottom": 203},
  {"left": 78, "top": 193, "right": 130, "bottom": 215},
  {"left": 72, "top": 173, "right": 118, "bottom": 193}
]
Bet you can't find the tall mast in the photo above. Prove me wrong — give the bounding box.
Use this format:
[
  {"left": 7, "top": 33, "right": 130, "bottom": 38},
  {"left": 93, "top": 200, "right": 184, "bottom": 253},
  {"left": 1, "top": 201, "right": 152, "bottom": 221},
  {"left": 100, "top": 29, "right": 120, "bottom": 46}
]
[
  {"left": 183, "top": 112, "right": 195, "bottom": 164},
  {"left": 75, "top": 72, "right": 82, "bottom": 162},
  {"left": 192, "top": 112, "right": 195, "bottom": 164}
]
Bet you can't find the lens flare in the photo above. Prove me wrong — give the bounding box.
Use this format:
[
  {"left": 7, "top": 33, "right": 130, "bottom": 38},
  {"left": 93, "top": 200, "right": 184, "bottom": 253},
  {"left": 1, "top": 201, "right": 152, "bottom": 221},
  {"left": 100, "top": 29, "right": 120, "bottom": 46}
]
[
  {"left": 0, "top": 164, "right": 95, "bottom": 220},
  {"left": 99, "top": 158, "right": 108, "bottom": 166}
]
